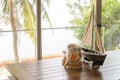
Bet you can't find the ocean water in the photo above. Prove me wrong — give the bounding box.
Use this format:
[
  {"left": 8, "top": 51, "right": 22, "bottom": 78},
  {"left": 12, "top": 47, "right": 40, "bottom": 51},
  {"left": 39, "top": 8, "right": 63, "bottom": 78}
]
[
  {"left": 0, "top": 29, "right": 78, "bottom": 61},
  {"left": 42, "top": 29, "right": 78, "bottom": 55}
]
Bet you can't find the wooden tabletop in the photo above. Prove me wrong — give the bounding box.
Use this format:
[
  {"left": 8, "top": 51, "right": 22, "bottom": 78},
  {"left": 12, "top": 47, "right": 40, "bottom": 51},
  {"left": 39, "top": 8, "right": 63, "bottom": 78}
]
[{"left": 5, "top": 50, "right": 120, "bottom": 80}]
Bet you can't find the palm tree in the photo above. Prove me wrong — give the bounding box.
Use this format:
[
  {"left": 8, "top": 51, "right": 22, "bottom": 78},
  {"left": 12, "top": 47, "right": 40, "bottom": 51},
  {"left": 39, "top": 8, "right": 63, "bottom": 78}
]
[
  {"left": 0, "top": 0, "right": 51, "bottom": 62},
  {"left": 9, "top": 0, "right": 19, "bottom": 62}
]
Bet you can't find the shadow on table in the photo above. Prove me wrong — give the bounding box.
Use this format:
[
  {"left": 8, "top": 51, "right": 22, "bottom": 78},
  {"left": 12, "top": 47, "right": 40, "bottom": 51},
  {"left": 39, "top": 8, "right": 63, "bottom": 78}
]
[{"left": 65, "top": 62, "right": 103, "bottom": 80}]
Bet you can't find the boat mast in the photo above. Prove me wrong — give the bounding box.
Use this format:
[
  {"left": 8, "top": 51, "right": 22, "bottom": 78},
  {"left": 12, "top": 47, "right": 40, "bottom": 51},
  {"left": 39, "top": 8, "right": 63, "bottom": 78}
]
[{"left": 91, "top": 6, "right": 94, "bottom": 50}]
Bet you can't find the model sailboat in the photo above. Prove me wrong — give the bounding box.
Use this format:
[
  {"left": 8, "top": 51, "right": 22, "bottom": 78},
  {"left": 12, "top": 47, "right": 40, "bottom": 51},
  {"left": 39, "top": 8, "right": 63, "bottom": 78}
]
[{"left": 81, "top": 7, "right": 107, "bottom": 68}]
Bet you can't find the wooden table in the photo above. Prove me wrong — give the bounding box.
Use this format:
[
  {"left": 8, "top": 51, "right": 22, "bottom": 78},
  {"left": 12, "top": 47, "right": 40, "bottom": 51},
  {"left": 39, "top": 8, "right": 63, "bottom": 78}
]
[{"left": 6, "top": 50, "right": 120, "bottom": 80}]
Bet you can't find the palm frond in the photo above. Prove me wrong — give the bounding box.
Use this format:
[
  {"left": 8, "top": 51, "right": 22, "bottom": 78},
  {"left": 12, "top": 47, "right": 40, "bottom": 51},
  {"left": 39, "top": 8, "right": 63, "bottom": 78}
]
[
  {"left": 41, "top": 3, "right": 52, "bottom": 28},
  {"left": 18, "top": 0, "right": 36, "bottom": 41},
  {"left": 0, "top": 0, "right": 9, "bottom": 14}
]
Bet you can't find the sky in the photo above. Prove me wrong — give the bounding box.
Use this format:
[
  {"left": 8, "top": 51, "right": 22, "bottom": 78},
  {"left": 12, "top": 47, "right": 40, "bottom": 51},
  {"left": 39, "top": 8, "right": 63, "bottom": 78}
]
[
  {"left": 48, "top": 0, "right": 72, "bottom": 27},
  {"left": 42, "top": 0, "right": 74, "bottom": 28},
  {"left": 42, "top": 0, "right": 90, "bottom": 28}
]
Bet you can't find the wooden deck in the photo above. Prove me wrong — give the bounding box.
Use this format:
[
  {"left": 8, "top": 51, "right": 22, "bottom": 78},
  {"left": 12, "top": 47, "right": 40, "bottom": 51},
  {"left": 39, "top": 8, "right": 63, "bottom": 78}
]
[{"left": 5, "top": 50, "right": 120, "bottom": 80}]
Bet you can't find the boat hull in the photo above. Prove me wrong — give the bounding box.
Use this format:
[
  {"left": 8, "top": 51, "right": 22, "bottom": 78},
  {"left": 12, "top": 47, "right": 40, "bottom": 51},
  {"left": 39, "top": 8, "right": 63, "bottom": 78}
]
[{"left": 82, "top": 48, "right": 107, "bottom": 68}]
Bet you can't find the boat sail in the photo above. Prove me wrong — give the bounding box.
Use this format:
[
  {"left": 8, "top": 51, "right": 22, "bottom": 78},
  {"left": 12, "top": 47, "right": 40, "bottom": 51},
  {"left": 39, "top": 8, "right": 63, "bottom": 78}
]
[
  {"left": 81, "top": 7, "right": 107, "bottom": 68},
  {"left": 81, "top": 7, "right": 104, "bottom": 53},
  {"left": 81, "top": 8, "right": 94, "bottom": 48}
]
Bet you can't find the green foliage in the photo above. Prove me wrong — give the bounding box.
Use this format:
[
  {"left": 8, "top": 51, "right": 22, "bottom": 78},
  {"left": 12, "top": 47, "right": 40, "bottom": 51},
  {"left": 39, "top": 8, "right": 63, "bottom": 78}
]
[
  {"left": 102, "top": 0, "right": 120, "bottom": 25},
  {"left": 102, "top": 0, "right": 120, "bottom": 50},
  {"left": 67, "top": 0, "right": 120, "bottom": 51},
  {"left": 104, "top": 26, "right": 120, "bottom": 50}
]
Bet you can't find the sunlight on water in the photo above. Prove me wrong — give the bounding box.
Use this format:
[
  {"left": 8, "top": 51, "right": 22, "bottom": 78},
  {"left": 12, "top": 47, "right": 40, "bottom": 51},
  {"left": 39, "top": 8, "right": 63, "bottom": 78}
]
[
  {"left": 42, "top": 29, "right": 78, "bottom": 56},
  {"left": 0, "top": 29, "right": 78, "bottom": 61}
]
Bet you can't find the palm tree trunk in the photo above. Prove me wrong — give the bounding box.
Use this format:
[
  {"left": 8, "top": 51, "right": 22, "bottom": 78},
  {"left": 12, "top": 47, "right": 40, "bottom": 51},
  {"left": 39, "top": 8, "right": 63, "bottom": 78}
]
[{"left": 9, "top": 0, "right": 19, "bottom": 62}]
